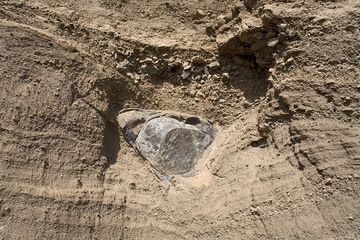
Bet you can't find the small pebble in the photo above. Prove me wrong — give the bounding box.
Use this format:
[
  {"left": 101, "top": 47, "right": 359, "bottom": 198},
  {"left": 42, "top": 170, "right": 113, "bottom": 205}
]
[{"left": 208, "top": 61, "right": 220, "bottom": 70}]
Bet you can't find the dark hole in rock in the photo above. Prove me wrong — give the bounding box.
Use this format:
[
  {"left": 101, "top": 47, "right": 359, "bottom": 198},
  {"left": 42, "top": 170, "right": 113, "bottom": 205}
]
[
  {"left": 185, "top": 117, "right": 201, "bottom": 125},
  {"left": 117, "top": 109, "right": 215, "bottom": 176}
]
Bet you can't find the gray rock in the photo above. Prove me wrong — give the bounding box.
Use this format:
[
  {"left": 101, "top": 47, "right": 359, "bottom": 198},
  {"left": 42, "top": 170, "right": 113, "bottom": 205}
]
[
  {"left": 117, "top": 109, "right": 215, "bottom": 175},
  {"left": 136, "top": 117, "right": 182, "bottom": 160}
]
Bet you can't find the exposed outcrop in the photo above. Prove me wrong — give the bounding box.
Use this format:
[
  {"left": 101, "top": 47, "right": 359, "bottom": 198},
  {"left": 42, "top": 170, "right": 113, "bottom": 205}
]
[{"left": 0, "top": 0, "right": 359, "bottom": 239}]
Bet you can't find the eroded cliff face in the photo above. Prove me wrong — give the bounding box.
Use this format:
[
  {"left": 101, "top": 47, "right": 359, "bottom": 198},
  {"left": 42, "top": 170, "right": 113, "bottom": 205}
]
[{"left": 0, "top": 0, "right": 359, "bottom": 239}]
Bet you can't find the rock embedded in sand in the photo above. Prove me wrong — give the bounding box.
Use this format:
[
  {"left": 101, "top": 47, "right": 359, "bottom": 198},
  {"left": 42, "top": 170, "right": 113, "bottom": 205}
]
[{"left": 117, "top": 109, "right": 215, "bottom": 175}]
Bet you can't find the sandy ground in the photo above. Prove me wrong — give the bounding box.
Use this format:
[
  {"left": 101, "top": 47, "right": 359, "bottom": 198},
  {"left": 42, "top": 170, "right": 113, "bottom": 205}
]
[{"left": 0, "top": 0, "right": 359, "bottom": 239}]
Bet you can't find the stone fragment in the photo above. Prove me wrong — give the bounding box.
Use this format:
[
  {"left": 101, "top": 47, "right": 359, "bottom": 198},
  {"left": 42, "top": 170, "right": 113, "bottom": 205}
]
[
  {"left": 222, "top": 73, "right": 230, "bottom": 81},
  {"left": 324, "top": 178, "right": 333, "bottom": 185},
  {"left": 193, "top": 9, "right": 206, "bottom": 19},
  {"left": 211, "top": 74, "right": 220, "bottom": 81},
  {"left": 181, "top": 70, "right": 191, "bottom": 79},
  {"left": 224, "top": 12, "right": 234, "bottom": 23},
  {"left": 196, "top": 91, "right": 206, "bottom": 99},
  {"left": 192, "top": 56, "right": 206, "bottom": 65},
  {"left": 267, "top": 38, "right": 279, "bottom": 47},
  {"left": 208, "top": 61, "right": 220, "bottom": 70},
  {"left": 116, "top": 59, "right": 132, "bottom": 71},
  {"left": 193, "top": 75, "right": 201, "bottom": 81},
  {"left": 205, "top": 24, "right": 216, "bottom": 36},
  {"left": 278, "top": 32, "right": 287, "bottom": 42},
  {"left": 183, "top": 62, "right": 191, "bottom": 70}
]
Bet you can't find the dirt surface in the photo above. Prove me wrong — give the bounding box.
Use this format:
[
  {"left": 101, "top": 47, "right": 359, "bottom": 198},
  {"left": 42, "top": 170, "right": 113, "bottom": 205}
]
[{"left": 0, "top": 0, "right": 359, "bottom": 239}]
